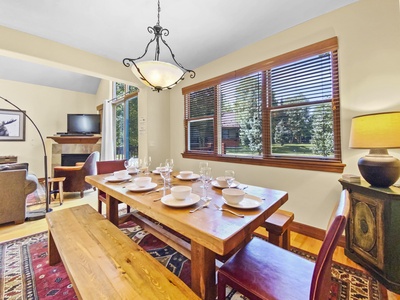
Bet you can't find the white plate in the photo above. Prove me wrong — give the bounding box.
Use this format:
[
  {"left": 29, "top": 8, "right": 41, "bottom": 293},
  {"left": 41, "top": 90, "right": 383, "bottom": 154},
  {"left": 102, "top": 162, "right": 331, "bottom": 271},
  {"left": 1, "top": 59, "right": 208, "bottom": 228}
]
[
  {"left": 176, "top": 174, "right": 200, "bottom": 181},
  {"left": 125, "top": 182, "right": 157, "bottom": 192},
  {"left": 211, "top": 180, "right": 240, "bottom": 189},
  {"left": 161, "top": 193, "right": 201, "bottom": 207},
  {"left": 104, "top": 175, "right": 131, "bottom": 182},
  {"left": 223, "top": 194, "right": 262, "bottom": 209}
]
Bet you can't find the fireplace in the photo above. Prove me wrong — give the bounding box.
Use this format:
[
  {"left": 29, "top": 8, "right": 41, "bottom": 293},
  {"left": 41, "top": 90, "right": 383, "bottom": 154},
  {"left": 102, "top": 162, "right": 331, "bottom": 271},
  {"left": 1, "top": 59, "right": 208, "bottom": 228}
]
[{"left": 61, "top": 153, "right": 90, "bottom": 166}]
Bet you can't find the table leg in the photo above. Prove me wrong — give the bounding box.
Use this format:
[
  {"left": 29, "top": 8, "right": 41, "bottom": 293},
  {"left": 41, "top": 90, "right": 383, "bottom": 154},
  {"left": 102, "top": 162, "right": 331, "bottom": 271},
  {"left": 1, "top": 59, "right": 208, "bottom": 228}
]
[
  {"left": 106, "top": 195, "right": 119, "bottom": 226},
  {"left": 59, "top": 181, "right": 64, "bottom": 205},
  {"left": 191, "top": 240, "right": 216, "bottom": 300},
  {"left": 48, "top": 230, "right": 61, "bottom": 265}
]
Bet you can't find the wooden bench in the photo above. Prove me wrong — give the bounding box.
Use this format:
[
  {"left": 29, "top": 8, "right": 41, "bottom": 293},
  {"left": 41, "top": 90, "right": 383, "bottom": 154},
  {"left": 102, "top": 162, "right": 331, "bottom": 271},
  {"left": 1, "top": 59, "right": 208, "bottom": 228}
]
[
  {"left": 259, "top": 209, "right": 294, "bottom": 250},
  {"left": 46, "top": 204, "right": 200, "bottom": 300}
]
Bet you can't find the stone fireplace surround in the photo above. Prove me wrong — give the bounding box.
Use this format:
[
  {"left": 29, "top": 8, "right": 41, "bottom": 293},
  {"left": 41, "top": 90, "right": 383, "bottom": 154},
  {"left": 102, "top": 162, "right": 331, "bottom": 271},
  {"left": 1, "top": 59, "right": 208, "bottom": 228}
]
[{"left": 46, "top": 136, "right": 101, "bottom": 176}]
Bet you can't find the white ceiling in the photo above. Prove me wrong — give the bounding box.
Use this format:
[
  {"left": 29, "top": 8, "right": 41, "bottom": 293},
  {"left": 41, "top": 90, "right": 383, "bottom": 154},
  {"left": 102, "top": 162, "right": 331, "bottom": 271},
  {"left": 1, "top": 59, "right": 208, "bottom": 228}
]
[{"left": 0, "top": 0, "right": 357, "bottom": 94}]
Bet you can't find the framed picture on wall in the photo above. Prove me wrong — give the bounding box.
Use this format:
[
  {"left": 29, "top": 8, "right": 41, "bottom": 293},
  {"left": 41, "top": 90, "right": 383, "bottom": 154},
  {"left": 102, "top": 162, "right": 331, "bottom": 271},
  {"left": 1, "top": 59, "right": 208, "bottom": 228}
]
[{"left": 0, "top": 109, "right": 26, "bottom": 141}]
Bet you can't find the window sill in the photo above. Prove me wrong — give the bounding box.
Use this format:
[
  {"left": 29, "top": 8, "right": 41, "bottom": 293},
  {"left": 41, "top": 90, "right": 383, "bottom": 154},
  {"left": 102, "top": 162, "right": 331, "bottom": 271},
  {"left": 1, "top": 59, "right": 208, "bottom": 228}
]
[{"left": 182, "top": 152, "right": 346, "bottom": 173}]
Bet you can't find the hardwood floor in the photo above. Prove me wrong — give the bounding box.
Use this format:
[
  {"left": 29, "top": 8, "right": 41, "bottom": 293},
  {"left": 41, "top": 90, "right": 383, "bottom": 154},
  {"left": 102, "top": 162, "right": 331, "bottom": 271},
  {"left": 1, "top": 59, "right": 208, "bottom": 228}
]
[{"left": 1, "top": 190, "right": 399, "bottom": 299}]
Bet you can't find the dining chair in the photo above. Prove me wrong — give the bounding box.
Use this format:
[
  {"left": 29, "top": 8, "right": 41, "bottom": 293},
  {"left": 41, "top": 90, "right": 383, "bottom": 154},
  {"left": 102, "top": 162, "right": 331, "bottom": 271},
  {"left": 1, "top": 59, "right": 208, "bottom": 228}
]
[
  {"left": 217, "top": 189, "right": 350, "bottom": 300},
  {"left": 96, "top": 160, "right": 131, "bottom": 214},
  {"left": 53, "top": 151, "right": 99, "bottom": 198}
]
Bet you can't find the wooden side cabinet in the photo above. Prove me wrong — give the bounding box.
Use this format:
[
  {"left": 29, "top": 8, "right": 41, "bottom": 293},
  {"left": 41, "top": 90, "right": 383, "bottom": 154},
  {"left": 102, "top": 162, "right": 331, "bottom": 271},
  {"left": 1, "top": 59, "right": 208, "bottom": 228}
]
[{"left": 339, "top": 179, "right": 400, "bottom": 293}]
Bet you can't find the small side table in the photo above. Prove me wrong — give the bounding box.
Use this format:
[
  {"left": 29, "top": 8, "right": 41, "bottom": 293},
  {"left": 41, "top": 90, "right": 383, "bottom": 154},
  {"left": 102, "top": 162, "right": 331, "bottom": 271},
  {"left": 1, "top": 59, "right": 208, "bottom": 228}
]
[{"left": 48, "top": 177, "right": 66, "bottom": 205}]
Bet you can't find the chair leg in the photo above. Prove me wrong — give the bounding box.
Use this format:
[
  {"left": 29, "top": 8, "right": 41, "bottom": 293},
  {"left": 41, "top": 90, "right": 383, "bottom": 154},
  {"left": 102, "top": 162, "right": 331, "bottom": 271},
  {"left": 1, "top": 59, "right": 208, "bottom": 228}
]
[
  {"left": 127, "top": 206, "right": 131, "bottom": 213},
  {"left": 80, "top": 191, "right": 84, "bottom": 198},
  {"left": 282, "top": 229, "right": 291, "bottom": 250},
  {"left": 98, "top": 199, "right": 102, "bottom": 214},
  {"left": 217, "top": 274, "right": 227, "bottom": 300}
]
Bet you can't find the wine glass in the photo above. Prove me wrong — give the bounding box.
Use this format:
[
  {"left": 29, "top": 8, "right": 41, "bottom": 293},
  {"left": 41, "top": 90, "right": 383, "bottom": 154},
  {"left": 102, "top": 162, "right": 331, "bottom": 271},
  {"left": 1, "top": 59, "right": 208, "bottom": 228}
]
[
  {"left": 165, "top": 158, "right": 174, "bottom": 187},
  {"left": 143, "top": 156, "right": 152, "bottom": 175},
  {"left": 124, "top": 158, "right": 132, "bottom": 170},
  {"left": 165, "top": 158, "right": 174, "bottom": 170},
  {"left": 201, "top": 167, "right": 212, "bottom": 201},
  {"left": 224, "top": 170, "right": 235, "bottom": 188},
  {"left": 199, "top": 162, "right": 209, "bottom": 188},
  {"left": 159, "top": 163, "right": 171, "bottom": 196},
  {"left": 130, "top": 158, "right": 141, "bottom": 173}
]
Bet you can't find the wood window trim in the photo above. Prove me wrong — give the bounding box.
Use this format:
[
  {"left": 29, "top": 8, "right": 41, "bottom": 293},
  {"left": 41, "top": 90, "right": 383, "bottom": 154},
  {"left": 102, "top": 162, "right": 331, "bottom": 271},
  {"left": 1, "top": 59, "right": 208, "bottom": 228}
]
[
  {"left": 182, "top": 152, "right": 345, "bottom": 173},
  {"left": 182, "top": 37, "right": 338, "bottom": 95},
  {"left": 182, "top": 37, "right": 345, "bottom": 174}
]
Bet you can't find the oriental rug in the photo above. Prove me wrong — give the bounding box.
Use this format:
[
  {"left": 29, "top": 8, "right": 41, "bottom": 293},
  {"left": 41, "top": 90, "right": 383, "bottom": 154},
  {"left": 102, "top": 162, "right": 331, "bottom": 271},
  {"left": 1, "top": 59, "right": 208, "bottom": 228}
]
[
  {"left": 0, "top": 221, "right": 388, "bottom": 300},
  {"left": 26, "top": 181, "right": 46, "bottom": 207}
]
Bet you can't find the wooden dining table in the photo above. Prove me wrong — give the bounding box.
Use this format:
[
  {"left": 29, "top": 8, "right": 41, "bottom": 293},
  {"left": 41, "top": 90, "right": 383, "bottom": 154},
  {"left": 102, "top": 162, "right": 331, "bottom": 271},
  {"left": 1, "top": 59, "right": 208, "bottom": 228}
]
[{"left": 85, "top": 172, "right": 288, "bottom": 300}]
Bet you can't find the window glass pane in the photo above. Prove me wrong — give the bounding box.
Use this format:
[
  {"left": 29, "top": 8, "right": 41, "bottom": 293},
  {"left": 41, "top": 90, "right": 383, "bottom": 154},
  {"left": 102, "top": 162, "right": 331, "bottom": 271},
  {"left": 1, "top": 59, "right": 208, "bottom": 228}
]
[
  {"left": 189, "top": 87, "right": 215, "bottom": 118},
  {"left": 221, "top": 73, "right": 263, "bottom": 156},
  {"left": 115, "top": 82, "right": 126, "bottom": 97},
  {"left": 126, "top": 96, "right": 138, "bottom": 158},
  {"left": 271, "top": 103, "right": 333, "bottom": 157},
  {"left": 115, "top": 102, "right": 124, "bottom": 159},
  {"left": 271, "top": 53, "right": 332, "bottom": 106},
  {"left": 188, "top": 119, "right": 214, "bottom": 151}
]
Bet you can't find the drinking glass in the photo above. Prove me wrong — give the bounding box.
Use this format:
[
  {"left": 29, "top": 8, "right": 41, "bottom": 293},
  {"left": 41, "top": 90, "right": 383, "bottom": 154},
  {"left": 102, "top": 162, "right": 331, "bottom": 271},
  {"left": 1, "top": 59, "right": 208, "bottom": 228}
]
[
  {"left": 131, "top": 158, "right": 141, "bottom": 173},
  {"left": 201, "top": 167, "right": 212, "bottom": 201},
  {"left": 165, "top": 158, "right": 174, "bottom": 170},
  {"left": 199, "top": 162, "right": 209, "bottom": 188},
  {"left": 225, "top": 170, "right": 235, "bottom": 188},
  {"left": 143, "top": 156, "right": 152, "bottom": 175},
  {"left": 165, "top": 158, "right": 174, "bottom": 187},
  {"left": 124, "top": 158, "right": 132, "bottom": 170},
  {"left": 159, "top": 163, "right": 171, "bottom": 195}
]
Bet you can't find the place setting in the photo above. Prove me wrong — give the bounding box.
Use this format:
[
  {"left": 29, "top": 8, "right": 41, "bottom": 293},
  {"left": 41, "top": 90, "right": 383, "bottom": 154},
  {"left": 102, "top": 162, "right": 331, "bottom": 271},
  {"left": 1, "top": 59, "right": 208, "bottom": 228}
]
[
  {"left": 159, "top": 186, "right": 200, "bottom": 207},
  {"left": 104, "top": 169, "right": 132, "bottom": 183},
  {"left": 216, "top": 170, "right": 263, "bottom": 209},
  {"left": 175, "top": 170, "right": 200, "bottom": 181},
  {"left": 125, "top": 176, "right": 157, "bottom": 192}
]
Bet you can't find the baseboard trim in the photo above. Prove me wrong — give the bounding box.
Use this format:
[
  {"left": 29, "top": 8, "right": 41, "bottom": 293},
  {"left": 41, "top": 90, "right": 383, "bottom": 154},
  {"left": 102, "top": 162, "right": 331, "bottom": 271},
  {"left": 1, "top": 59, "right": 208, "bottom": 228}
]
[{"left": 291, "top": 221, "right": 346, "bottom": 248}]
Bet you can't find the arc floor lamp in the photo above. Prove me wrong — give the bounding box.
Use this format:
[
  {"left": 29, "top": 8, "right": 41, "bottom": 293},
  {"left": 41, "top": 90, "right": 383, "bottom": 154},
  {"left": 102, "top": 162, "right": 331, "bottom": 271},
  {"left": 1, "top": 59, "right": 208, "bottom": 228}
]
[{"left": 1, "top": 96, "right": 50, "bottom": 219}]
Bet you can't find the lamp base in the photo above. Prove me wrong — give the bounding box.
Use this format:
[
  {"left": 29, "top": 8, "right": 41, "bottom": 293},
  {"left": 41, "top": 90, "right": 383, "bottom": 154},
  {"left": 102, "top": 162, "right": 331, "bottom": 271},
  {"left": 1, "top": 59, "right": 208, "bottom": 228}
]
[
  {"left": 358, "top": 149, "right": 400, "bottom": 187},
  {"left": 26, "top": 208, "right": 47, "bottom": 221}
]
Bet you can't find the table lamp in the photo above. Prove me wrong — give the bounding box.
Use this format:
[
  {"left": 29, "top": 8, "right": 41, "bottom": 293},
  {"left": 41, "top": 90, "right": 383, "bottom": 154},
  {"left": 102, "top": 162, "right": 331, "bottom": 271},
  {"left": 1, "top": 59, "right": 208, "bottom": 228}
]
[{"left": 349, "top": 111, "right": 400, "bottom": 187}]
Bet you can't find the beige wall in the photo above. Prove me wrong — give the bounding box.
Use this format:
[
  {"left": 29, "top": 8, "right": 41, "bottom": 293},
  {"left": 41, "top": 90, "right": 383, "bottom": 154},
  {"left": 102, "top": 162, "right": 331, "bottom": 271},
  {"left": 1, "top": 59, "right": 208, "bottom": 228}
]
[
  {"left": 0, "top": 79, "right": 97, "bottom": 177},
  {"left": 171, "top": 0, "right": 400, "bottom": 228}
]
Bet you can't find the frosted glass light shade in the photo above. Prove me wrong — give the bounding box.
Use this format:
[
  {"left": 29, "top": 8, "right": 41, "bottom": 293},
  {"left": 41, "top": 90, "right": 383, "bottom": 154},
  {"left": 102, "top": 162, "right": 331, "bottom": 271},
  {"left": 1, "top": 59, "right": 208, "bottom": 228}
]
[
  {"left": 349, "top": 112, "right": 400, "bottom": 149},
  {"left": 131, "top": 61, "right": 184, "bottom": 90}
]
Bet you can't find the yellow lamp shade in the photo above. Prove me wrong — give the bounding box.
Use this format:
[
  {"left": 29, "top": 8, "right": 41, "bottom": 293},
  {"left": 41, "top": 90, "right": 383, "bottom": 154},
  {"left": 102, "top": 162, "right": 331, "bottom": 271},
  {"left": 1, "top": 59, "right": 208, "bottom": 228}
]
[
  {"left": 349, "top": 111, "right": 400, "bottom": 149},
  {"left": 131, "top": 61, "right": 184, "bottom": 91}
]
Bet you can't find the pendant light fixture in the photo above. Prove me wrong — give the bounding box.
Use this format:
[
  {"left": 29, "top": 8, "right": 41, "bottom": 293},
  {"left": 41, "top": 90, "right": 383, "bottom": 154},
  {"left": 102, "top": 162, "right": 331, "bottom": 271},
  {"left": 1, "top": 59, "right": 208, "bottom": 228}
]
[{"left": 123, "top": 0, "right": 195, "bottom": 92}]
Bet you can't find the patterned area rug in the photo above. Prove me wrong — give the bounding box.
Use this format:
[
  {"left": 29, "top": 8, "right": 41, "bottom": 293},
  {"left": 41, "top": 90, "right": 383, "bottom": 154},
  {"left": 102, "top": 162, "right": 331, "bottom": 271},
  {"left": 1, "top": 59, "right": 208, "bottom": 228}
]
[
  {"left": 26, "top": 181, "right": 46, "bottom": 207},
  {"left": 0, "top": 221, "right": 388, "bottom": 300}
]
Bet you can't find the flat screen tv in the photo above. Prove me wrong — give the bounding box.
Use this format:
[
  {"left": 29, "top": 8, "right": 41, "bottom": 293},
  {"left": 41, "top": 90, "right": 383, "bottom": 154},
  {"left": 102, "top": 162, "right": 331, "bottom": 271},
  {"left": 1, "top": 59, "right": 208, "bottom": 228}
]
[{"left": 67, "top": 114, "right": 101, "bottom": 134}]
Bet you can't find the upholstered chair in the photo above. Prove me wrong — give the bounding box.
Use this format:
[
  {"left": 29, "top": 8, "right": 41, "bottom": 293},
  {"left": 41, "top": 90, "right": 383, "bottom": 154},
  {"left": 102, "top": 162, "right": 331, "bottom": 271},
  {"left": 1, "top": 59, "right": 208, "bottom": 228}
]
[
  {"left": 217, "top": 190, "right": 350, "bottom": 300},
  {"left": 0, "top": 163, "right": 38, "bottom": 224},
  {"left": 53, "top": 151, "right": 99, "bottom": 198},
  {"left": 96, "top": 160, "right": 131, "bottom": 214}
]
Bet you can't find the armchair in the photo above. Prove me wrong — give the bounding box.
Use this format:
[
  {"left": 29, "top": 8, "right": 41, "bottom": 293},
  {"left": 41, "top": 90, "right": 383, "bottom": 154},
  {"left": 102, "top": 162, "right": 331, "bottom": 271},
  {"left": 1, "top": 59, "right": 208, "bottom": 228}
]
[
  {"left": 0, "top": 163, "right": 38, "bottom": 225},
  {"left": 53, "top": 151, "right": 99, "bottom": 198}
]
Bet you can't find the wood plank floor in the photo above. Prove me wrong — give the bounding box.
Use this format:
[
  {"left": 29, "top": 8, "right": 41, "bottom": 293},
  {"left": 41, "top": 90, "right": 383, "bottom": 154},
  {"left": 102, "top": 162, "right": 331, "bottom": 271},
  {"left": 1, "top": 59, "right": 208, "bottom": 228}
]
[{"left": 1, "top": 189, "right": 399, "bottom": 300}]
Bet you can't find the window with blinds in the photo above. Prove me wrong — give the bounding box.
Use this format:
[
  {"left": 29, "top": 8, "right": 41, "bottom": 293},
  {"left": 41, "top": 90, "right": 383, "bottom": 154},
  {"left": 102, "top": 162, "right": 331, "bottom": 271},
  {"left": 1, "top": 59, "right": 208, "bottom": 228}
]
[{"left": 182, "top": 37, "right": 344, "bottom": 173}]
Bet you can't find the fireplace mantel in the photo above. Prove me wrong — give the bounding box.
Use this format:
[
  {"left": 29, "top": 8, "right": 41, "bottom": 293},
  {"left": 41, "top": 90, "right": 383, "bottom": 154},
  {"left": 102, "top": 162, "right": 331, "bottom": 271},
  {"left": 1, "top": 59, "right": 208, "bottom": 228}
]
[{"left": 47, "top": 136, "right": 101, "bottom": 144}]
